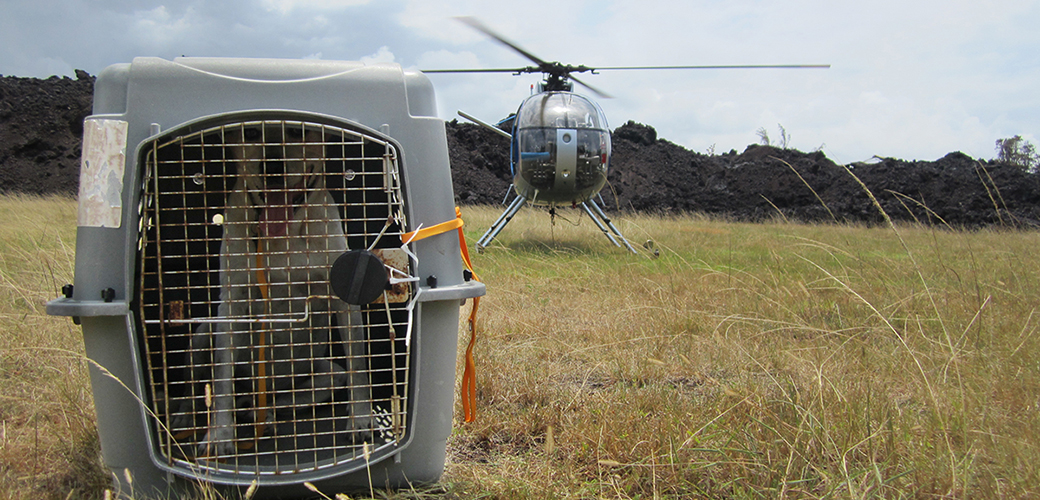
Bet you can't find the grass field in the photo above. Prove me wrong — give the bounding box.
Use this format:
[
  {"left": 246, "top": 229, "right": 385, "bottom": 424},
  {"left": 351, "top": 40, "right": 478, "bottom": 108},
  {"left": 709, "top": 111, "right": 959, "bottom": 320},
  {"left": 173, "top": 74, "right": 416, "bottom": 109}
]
[{"left": 1, "top": 194, "right": 1038, "bottom": 499}]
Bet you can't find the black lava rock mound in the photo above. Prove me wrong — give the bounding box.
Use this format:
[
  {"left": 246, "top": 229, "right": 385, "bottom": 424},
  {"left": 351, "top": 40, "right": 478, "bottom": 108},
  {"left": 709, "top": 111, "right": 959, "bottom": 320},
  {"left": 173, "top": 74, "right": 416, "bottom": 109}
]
[
  {"left": 0, "top": 72, "right": 94, "bottom": 195},
  {"left": 4, "top": 73, "right": 1039, "bottom": 228},
  {"left": 449, "top": 118, "right": 1040, "bottom": 228}
]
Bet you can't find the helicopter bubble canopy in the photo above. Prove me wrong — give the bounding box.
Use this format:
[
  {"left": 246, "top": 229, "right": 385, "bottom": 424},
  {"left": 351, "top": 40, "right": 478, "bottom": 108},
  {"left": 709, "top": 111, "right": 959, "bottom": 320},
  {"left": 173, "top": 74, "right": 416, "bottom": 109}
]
[
  {"left": 516, "top": 91, "right": 609, "bottom": 129},
  {"left": 512, "top": 92, "right": 611, "bottom": 206}
]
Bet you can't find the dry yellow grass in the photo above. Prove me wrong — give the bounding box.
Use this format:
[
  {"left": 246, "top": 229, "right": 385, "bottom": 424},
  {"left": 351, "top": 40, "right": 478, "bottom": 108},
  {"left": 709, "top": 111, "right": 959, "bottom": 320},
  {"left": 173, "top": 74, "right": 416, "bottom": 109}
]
[
  {"left": 0, "top": 194, "right": 107, "bottom": 499},
  {"left": 447, "top": 204, "right": 1040, "bottom": 499},
  {"left": 2, "top": 195, "right": 1039, "bottom": 499}
]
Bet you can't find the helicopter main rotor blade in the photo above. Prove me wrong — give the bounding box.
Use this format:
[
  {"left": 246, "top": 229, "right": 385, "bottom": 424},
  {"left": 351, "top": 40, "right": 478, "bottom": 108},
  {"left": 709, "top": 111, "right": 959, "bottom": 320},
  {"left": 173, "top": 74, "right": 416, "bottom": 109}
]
[
  {"left": 422, "top": 67, "right": 538, "bottom": 74},
  {"left": 590, "top": 64, "right": 831, "bottom": 70},
  {"left": 423, "top": 65, "right": 614, "bottom": 97},
  {"left": 423, "top": 64, "right": 830, "bottom": 74},
  {"left": 435, "top": 17, "right": 830, "bottom": 96},
  {"left": 568, "top": 74, "right": 613, "bottom": 99},
  {"left": 455, "top": 17, "right": 551, "bottom": 70}
]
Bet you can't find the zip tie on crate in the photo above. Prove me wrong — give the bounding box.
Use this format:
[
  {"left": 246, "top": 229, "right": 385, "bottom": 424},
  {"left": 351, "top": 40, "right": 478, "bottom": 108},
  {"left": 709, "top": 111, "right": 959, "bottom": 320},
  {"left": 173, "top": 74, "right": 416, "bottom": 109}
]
[{"left": 400, "top": 207, "right": 481, "bottom": 422}]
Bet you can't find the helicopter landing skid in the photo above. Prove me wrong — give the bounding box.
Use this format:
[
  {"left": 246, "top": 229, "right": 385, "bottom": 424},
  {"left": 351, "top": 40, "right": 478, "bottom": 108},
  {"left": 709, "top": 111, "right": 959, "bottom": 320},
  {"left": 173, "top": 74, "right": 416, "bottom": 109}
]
[
  {"left": 581, "top": 199, "right": 638, "bottom": 254},
  {"left": 475, "top": 196, "right": 637, "bottom": 254},
  {"left": 476, "top": 194, "right": 527, "bottom": 253}
]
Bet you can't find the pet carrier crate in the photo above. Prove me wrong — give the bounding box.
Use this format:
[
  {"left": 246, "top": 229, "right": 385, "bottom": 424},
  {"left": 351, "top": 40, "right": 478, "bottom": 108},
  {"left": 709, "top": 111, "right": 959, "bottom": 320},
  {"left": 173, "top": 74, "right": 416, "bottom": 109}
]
[{"left": 47, "top": 57, "right": 484, "bottom": 499}]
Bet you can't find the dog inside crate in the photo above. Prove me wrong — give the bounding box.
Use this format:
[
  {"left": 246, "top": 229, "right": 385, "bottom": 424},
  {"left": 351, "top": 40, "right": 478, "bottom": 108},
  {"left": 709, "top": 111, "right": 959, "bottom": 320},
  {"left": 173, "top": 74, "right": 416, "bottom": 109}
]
[{"left": 136, "top": 118, "right": 412, "bottom": 468}]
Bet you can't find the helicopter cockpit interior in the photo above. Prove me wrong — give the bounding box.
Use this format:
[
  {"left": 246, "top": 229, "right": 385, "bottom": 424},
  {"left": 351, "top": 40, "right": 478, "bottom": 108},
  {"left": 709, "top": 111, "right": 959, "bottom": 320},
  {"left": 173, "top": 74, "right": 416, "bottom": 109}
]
[{"left": 512, "top": 92, "right": 611, "bottom": 205}]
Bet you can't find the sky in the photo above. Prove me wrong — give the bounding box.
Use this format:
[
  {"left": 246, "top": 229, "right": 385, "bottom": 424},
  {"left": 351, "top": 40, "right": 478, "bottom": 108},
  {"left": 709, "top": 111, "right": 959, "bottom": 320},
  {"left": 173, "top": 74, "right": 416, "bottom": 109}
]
[{"left": 1, "top": 0, "right": 1037, "bottom": 163}]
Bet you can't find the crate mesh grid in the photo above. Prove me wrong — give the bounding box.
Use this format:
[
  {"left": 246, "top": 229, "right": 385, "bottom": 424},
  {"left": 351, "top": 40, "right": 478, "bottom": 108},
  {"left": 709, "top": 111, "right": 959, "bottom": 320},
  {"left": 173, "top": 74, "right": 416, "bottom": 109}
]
[{"left": 135, "top": 119, "right": 412, "bottom": 477}]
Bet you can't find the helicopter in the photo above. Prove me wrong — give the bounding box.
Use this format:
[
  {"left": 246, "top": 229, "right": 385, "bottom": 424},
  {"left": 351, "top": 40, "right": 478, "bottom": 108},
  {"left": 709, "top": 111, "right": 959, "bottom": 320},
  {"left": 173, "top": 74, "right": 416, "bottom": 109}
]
[{"left": 424, "top": 17, "right": 829, "bottom": 253}]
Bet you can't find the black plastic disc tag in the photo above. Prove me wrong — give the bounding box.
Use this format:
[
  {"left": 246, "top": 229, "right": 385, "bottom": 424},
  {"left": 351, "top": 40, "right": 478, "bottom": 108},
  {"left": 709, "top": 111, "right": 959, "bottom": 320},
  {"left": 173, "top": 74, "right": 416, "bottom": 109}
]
[{"left": 330, "top": 250, "right": 389, "bottom": 305}]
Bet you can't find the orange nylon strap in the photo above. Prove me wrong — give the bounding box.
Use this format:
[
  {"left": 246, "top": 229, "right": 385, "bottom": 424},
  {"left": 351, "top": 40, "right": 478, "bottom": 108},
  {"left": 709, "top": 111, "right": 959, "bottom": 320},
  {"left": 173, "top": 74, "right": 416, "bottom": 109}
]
[
  {"left": 454, "top": 207, "right": 481, "bottom": 423},
  {"left": 400, "top": 216, "right": 464, "bottom": 243},
  {"left": 250, "top": 252, "right": 272, "bottom": 445},
  {"left": 400, "top": 208, "right": 481, "bottom": 422}
]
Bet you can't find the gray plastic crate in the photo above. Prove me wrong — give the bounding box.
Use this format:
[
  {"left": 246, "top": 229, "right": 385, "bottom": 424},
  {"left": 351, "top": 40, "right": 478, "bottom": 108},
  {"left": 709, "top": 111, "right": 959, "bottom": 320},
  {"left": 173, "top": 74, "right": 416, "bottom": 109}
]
[{"left": 47, "top": 57, "right": 484, "bottom": 499}]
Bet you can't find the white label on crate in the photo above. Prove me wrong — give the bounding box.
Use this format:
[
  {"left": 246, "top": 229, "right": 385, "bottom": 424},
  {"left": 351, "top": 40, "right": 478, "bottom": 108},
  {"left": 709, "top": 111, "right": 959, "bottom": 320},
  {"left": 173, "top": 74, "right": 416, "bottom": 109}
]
[{"left": 78, "top": 119, "right": 128, "bottom": 228}]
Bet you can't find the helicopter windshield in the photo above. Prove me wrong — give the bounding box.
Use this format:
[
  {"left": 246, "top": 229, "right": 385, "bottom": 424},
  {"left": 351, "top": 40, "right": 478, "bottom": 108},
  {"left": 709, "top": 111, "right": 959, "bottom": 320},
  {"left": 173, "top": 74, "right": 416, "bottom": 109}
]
[
  {"left": 516, "top": 92, "right": 609, "bottom": 130},
  {"left": 511, "top": 92, "right": 611, "bottom": 205}
]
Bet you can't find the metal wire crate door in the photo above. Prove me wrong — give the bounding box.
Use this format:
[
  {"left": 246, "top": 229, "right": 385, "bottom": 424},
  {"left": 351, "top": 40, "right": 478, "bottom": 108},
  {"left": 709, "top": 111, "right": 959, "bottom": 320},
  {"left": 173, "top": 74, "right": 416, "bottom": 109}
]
[{"left": 136, "top": 119, "right": 414, "bottom": 478}]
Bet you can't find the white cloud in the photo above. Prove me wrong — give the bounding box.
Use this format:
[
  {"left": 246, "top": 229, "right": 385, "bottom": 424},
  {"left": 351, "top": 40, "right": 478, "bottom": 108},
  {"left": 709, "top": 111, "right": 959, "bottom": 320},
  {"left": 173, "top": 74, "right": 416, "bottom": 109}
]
[
  {"left": 130, "top": 6, "right": 199, "bottom": 47},
  {"left": 413, "top": 50, "right": 481, "bottom": 71},
  {"left": 0, "top": 0, "right": 1035, "bottom": 161},
  {"left": 262, "top": 0, "right": 370, "bottom": 15},
  {"left": 361, "top": 46, "right": 396, "bottom": 65}
]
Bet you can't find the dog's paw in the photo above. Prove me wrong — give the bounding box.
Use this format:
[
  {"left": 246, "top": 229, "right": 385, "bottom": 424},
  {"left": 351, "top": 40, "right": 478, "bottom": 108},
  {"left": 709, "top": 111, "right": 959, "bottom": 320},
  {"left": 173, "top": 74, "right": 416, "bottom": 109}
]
[
  {"left": 256, "top": 407, "right": 278, "bottom": 437},
  {"left": 349, "top": 418, "right": 376, "bottom": 444},
  {"left": 350, "top": 405, "right": 396, "bottom": 445},
  {"left": 198, "top": 428, "right": 237, "bottom": 457},
  {"left": 348, "top": 401, "right": 376, "bottom": 443}
]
